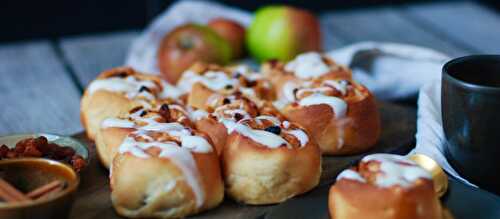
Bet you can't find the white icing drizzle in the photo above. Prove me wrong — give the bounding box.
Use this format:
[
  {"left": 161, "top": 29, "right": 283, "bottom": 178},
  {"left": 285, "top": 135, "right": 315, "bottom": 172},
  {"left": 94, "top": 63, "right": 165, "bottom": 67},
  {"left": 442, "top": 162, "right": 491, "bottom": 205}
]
[
  {"left": 362, "top": 154, "right": 432, "bottom": 188},
  {"left": 189, "top": 108, "right": 209, "bottom": 121},
  {"left": 282, "top": 82, "right": 299, "bottom": 102},
  {"left": 101, "top": 118, "right": 135, "bottom": 129},
  {"left": 323, "top": 80, "right": 348, "bottom": 96},
  {"left": 214, "top": 108, "right": 251, "bottom": 133},
  {"left": 234, "top": 123, "right": 288, "bottom": 148},
  {"left": 159, "top": 80, "right": 183, "bottom": 99},
  {"left": 299, "top": 93, "right": 347, "bottom": 117},
  {"left": 285, "top": 52, "right": 330, "bottom": 79},
  {"left": 231, "top": 65, "right": 263, "bottom": 81},
  {"left": 239, "top": 87, "right": 257, "bottom": 99},
  {"left": 282, "top": 121, "right": 290, "bottom": 129},
  {"left": 177, "top": 70, "right": 238, "bottom": 92},
  {"left": 87, "top": 76, "right": 158, "bottom": 100},
  {"left": 285, "top": 129, "right": 309, "bottom": 147},
  {"left": 255, "top": 115, "right": 281, "bottom": 125},
  {"left": 234, "top": 116, "right": 309, "bottom": 148},
  {"left": 336, "top": 169, "right": 366, "bottom": 182}
]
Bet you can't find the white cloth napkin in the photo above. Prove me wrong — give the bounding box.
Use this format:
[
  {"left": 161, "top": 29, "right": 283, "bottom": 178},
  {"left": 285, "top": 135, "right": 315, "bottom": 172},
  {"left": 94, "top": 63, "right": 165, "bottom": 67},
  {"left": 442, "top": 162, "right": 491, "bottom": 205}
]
[
  {"left": 326, "top": 42, "right": 449, "bottom": 100},
  {"left": 125, "top": 0, "right": 474, "bottom": 186},
  {"left": 409, "top": 81, "right": 476, "bottom": 186}
]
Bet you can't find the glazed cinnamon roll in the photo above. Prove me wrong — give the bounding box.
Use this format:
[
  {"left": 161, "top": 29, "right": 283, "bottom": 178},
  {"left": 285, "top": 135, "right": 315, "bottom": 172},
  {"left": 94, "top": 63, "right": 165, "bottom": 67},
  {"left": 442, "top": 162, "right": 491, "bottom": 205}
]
[
  {"left": 106, "top": 103, "right": 223, "bottom": 218},
  {"left": 261, "top": 52, "right": 352, "bottom": 97},
  {"left": 222, "top": 115, "right": 321, "bottom": 205},
  {"left": 177, "top": 62, "right": 275, "bottom": 111},
  {"left": 95, "top": 100, "right": 190, "bottom": 168},
  {"left": 274, "top": 77, "right": 380, "bottom": 155},
  {"left": 80, "top": 67, "right": 182, "bottom": 140},
  {"left": 329, "top": 154, "right": 442, "bottom": 219}
]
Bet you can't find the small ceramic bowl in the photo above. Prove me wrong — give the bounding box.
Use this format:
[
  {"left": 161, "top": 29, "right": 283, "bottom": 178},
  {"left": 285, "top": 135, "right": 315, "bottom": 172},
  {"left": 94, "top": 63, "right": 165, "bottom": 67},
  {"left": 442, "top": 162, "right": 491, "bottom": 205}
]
[
  {"left": 0, "top": 133, "right": 89, "bottom": 171},
  {"left": 0, "top": 158, "right": 80, "bottom": 219}
]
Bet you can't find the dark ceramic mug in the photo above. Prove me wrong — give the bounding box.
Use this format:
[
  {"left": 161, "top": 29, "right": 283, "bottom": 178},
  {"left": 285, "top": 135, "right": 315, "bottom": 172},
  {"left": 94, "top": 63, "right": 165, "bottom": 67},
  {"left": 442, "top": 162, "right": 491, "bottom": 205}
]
[{"left": 442, "top": 55, "right": 500, "bottom": 195}]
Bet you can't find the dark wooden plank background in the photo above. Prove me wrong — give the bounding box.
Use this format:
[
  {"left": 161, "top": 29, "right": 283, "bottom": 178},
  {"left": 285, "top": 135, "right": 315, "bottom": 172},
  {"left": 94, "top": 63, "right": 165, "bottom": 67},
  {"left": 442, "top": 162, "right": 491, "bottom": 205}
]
[{"left": 0, "top": 41, "right": 82, "bottom": 135}]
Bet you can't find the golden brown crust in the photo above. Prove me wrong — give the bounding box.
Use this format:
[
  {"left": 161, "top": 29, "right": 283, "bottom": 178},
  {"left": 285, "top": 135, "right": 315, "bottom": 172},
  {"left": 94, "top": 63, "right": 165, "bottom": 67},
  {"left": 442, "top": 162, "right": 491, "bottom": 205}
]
[
  {"left": 281, "top": 84, "right": 380, "bottom": 155},
  {"left": 80, "top": 67, "right": 164, "bottom": 140},
  {"left": 95, "top": 126, "right": 132, "bottom": 169},
  {"left": 329, "top": 179, "right": 442, "bottom": 219},
  {"left": 111, "top": 150, "right": 224, "bottom": 218},
  {"left": 194, "top": 117, "right": 227, "bottom": 156},
  {"left": 81, "top": 89, "right": 141, "bottom": 140},
  {"left": 222, "top": 129, "right": 321, "bottom": 204}
]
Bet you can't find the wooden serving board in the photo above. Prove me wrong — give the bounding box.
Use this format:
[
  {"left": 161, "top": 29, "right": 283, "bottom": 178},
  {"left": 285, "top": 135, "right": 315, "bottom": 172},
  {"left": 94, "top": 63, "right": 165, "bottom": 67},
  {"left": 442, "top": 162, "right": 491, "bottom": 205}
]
[{"left": 68, "top": 101, "right": 416, "bottom": 219}]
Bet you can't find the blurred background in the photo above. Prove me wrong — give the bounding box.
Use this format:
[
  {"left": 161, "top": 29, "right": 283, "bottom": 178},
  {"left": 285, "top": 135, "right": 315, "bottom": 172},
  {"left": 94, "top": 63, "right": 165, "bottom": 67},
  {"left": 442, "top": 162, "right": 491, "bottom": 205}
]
[{"left": 1, "top": 0, "right": 498, "bottom": 42}]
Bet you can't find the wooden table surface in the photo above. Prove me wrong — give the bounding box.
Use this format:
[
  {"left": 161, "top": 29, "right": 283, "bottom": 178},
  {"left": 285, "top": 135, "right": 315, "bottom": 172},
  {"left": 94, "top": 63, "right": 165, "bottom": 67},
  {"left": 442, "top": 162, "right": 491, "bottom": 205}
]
[{"left": 1, "top": 1, "right": 499, "bottom": 135}]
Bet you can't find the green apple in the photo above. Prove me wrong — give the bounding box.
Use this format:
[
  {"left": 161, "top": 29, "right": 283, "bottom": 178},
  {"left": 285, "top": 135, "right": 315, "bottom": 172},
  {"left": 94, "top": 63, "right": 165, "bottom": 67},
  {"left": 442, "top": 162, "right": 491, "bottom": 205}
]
[
  {"left": 246, "top": 6, "right": 322, "bottom": 62},
  {"left": 157, "top": 24, "right": 232, "bottom": 83}
]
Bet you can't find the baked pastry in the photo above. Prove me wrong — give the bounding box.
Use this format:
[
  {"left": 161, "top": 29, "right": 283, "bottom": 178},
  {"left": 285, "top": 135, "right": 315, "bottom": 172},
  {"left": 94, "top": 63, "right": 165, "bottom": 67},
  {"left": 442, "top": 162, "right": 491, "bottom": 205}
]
[
  {"left": 188, "top": 91, "right": 259, "bottom": 155},
  {"left": 108, "top": 103, "right": 224, "bottom": 218},
  {"left": 329, "top": 154, "right": 442, "bottom": 219},
  {"left": 222, "top": 115, "right": 321, "bottom": 204},
  {"left": 177, "top": 62, "right": 275, "bottom": 111},
  {"left": 273, "top": 77, "right": 380, "bottom": 155},
  {"left": 80, "top": 67, "right": 181, "bottom": 140},
  {"left": 261, "top": 52, "right": 352, "bottom": 99},
  {"left": 260, "top": 52, "right": 379, "bottom": 155},
  {"left": 95, "top": 100, "right": 190, "bottom": 168}
]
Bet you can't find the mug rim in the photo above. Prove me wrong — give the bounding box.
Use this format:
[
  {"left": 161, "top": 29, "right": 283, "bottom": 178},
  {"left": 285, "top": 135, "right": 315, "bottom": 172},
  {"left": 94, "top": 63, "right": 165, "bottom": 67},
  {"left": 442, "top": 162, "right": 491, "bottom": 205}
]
[{"left": 443, "top": 55, "right": 500, "bottom": 93}]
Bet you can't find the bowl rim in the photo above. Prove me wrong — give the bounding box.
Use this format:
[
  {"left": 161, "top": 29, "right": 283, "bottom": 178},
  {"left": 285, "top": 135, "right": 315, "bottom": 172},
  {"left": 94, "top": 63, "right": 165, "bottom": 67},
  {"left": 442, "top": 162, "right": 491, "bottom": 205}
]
[{"left": 0, "top": 158, "right": 80, "bottom": 209}]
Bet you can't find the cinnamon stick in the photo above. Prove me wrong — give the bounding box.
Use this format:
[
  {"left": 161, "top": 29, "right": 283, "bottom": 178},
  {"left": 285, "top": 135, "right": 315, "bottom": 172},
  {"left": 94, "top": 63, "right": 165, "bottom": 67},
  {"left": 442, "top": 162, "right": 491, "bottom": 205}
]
[
  {"left": 0, "top": 178, "right": 30, "bottom": 202},
  {"left": 26, "top": 180, "right": 63, "bottom": 199},
  {"left": 36, "top": 186, "right": 63, "bottom": 200}
]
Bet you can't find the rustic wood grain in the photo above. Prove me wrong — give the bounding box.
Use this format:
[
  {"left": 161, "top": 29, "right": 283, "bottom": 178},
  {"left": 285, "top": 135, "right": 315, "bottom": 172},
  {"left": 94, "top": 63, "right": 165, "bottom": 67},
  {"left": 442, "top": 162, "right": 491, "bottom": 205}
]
[
  {"left": 0, "top": 41, "right": 82, "bottom": 135},
  {"left": 321, "top": 6, "right": 469, "bottom": 57},
  {"left": 404, "top": 2, "right": 500, "bottom": 54},
  {"left": 59, "top": 31, "right": 139, "bottom": 88},
  {"left": 69, "top": 101, "right": 416, "bottom": 219}
]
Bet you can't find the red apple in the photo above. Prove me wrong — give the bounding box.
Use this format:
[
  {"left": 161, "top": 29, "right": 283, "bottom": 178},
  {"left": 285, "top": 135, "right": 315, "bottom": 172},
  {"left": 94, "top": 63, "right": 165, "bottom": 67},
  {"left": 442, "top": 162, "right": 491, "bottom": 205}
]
[
  {"left": 247, "top": 6, "right": 322, "bottom": 62},
  {"left": 157, "top": 24, "right": 232, "bottom": 83},
  {"left": 208, "top": 18, "right": 246, "bottom": 59}
]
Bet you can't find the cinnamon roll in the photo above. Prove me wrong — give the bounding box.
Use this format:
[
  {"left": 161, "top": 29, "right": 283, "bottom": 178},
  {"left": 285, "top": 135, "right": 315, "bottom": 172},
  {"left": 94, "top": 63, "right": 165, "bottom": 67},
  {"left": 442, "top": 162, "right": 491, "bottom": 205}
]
[
  {"left": 329, "top": 154, "right": 442, "bottom": 219},
  {"left": 261, "top": 52, "right": 352, "bottom": 98},
  {"left": 177, "top": 62, "right": 275, "bottom": 111},
  {"left": 80, "top": 67, "right": 182, "bottom": 140},
  {"left": 107, "top": 103, "right": 223, "bottom": 218},
  {"left": 95, "top": 100, "right": 190, "bottom": 168},
  {"left": 274, "top": 77, "right": 380, "bottom": 155},
  {"left": 222, "top": 115, "right": 321, "bottom": 204}
]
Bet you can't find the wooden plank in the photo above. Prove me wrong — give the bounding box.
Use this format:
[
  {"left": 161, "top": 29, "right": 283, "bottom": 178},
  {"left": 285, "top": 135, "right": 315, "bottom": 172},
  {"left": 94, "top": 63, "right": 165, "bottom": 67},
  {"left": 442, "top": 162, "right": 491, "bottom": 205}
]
[
  {"left": 69, "top": 101, "right": 416, "bottom": 219},
  {"left": 59, "top": 31, "right": 139, "bottom": 88},
  {"left": 0, "top": 41, "right": 82, "bottom": 135},
  {"left": 405, "top": 2, "right": 500, "bottom": 54},
  {"left": 321, "top": 6, "right": 469, "bottom": 57}
]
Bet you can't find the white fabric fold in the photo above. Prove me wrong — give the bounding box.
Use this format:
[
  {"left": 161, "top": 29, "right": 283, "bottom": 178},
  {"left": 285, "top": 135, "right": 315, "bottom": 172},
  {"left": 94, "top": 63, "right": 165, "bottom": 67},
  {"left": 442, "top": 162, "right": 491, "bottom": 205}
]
[
  {"left": 410, "top": 81, "right": 476, "bottom": 186},
  {"left": 327, "top": 42, "right": 449, "bottom": 100}
]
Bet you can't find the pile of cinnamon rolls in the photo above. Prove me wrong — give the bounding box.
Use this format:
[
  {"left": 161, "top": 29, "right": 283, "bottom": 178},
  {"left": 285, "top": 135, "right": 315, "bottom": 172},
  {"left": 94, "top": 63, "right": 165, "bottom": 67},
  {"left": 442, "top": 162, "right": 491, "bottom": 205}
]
[{"left": 80, "top": 52, "right": 381, "bottom": 218}]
